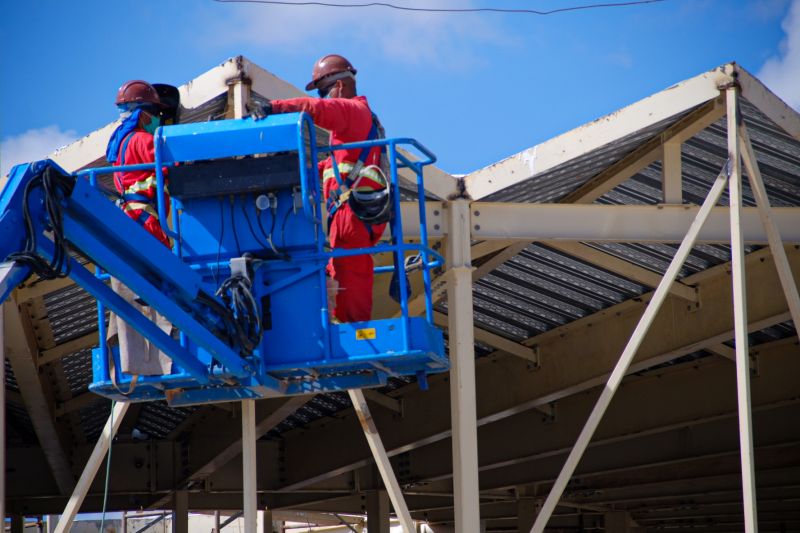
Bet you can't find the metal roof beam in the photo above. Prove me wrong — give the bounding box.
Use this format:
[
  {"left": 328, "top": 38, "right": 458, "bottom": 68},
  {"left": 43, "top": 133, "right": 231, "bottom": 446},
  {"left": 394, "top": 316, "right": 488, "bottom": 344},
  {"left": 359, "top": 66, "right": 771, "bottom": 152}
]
[
  {"left": 3, "top": 298, "right": 74, "bottom": 495},
  {"left": 388, "top": 344, "right": 800, "bottom": 489},
  {"left": 276, "top": 247, "right": 798, "bottom": 491},
  {"left": 560, "top": 99, "right": 725, "bottom": 204},
  {"left": 469, "top": 203, "right": 800, "bottom": 244},
  {"left": 54, "top": 392, "right": 102, "bottom": 418},
  {"left": 465, "top": 65, "right": 735, "bottom": 201},
  {"left": 37, "top": 331, "right": 99, "bottom": 367},
  {"left": 735, "top": 64, "right": 800, "bottom": 141},
  {"left": 546, "top": 242, "right": 698, "bottom": 303}
]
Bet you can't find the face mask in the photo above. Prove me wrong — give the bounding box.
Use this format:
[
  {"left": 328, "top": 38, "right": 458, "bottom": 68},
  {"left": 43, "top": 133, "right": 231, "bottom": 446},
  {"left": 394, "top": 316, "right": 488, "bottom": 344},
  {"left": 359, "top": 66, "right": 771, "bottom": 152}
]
[{"left": 143, "top": 115, "right": 161, "bottom": 134}]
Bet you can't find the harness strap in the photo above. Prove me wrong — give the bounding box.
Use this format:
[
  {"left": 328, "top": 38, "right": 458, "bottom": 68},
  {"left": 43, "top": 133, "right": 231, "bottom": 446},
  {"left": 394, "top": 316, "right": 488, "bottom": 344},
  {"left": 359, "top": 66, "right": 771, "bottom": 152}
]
[
  {"left": 113, "top": 131, "right": 136, "bottom": 193},
  {"left": 347, "top": 114, "right": 380, "bottom": 181},
  {"left": 326, "top": 113, "right": 385, "bottom": 239},
  {"left": 114, "top": 131, "right": 160, "bottom": 228}
]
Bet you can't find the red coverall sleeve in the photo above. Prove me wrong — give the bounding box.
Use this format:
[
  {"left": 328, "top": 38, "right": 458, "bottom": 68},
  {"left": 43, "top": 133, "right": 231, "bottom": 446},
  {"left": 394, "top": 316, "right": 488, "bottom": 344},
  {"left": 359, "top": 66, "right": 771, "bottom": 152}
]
[{"left": 271, "top": 97, "right": 369, "bottom": 138}]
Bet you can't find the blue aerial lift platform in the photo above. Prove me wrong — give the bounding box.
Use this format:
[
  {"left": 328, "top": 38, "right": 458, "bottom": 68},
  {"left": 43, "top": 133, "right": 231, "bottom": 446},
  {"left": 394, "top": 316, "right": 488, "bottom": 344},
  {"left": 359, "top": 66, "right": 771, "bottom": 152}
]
[{"left": 0, "top": 112, "right": 447, "bottom": 406}]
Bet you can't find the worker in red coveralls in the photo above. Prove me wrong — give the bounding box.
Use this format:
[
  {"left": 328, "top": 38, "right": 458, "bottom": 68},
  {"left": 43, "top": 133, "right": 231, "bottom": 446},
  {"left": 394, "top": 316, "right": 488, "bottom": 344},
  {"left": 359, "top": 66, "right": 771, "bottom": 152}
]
[
  {"left": 251, "top": 55, "right": 389, "bottom": 323},
  {"left": 105, "top": 80, "right": 172, "bottom": 377},
  {"left": 106, "top": 80, "right": 171, "bottom": 248}
]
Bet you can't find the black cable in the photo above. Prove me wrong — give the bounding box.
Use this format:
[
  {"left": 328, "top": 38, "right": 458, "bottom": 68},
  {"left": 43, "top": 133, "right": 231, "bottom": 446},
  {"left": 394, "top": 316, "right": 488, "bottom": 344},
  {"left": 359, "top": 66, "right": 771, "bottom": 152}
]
[
  {"left": 280, "top": 202, "right": 293, "bottom": 250},
  {"left": 240, "top": 195, "right": 270, "bottom": 250},
  {"left": 6, "top": 166, "right": 75, "bottom": 281},
  {"left": 215, "top": 275, "right": 262, "bottom": 355},
  {"left": 213, "top": 0, "right": 666, "bottom": 15},
  {"left": 229, "top": 195, "right": 241, "bottom": 255},
  {"left": 255, "top": 201, "right": 273, "bottom": 246}
]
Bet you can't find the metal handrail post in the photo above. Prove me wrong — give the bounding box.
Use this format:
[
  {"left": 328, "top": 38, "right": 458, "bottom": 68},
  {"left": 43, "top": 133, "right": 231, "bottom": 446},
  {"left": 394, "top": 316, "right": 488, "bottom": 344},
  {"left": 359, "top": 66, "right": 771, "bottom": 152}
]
[
  {"left": 389, "top": 142, "right": 411, "bottom": 353},
  {"left": 414, "top": 162, "right": 434, "bottom": 325}
]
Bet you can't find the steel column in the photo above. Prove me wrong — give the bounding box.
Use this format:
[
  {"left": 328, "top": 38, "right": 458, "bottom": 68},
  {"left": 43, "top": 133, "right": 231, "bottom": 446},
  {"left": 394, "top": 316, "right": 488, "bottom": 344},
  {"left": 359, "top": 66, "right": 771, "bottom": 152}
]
[
  {"left": 243, "top": 399, "right": 258, "bottom": 533},
  {"left": 54, "top": 401, "right": 129, "bottom": 533},
  {"left": 214, "top": 510, "right": 221, "bottom": 533},
  {"left": 446, "top": 199, "right": 481, "bottom": 532},
  {"left": 173, "top": 490, "right": 188, "bottom": 533},
  {"left": 517, "top": 498, "right": 536, "bottom": 533},
  {"left": 530, "top": 161, "right": 730, "bottom": 533},
  {"left": 727, "top": 86, "right": 759, "bottom": 533},
  {"left": 366, "top": 490, "right": 391, "bottom": 533},
  {"left": 348, "top": 389, "right": 414, "bottom": 531},
  {"left": 10, "top": 515, "right": 23, "bottom": 533},
  {"left": 262, "top": 508, "right": 273, "bottom": 533},
  {"left": 229, "top": 75, "right": 251, "bottom": 120}
]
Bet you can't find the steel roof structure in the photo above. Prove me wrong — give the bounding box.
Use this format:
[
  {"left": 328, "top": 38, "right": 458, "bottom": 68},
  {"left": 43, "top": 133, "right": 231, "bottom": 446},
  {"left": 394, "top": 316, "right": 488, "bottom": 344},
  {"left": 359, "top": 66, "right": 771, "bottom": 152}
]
[{"left": 2, "top": 57, "right": 799, "bottom": 533}]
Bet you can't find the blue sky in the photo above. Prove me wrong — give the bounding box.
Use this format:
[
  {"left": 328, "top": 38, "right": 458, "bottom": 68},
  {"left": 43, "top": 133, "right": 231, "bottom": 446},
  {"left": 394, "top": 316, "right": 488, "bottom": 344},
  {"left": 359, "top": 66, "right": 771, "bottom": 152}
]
[{"left": 1, "top": 0, "right": 798, "bottom": 177}]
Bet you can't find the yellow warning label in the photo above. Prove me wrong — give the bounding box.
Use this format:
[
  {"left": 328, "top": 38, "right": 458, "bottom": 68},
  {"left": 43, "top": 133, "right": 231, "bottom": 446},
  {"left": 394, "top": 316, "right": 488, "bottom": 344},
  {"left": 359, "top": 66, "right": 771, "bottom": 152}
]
[{"left": 355, "top": 328, "right": 376, "bottom": 340}]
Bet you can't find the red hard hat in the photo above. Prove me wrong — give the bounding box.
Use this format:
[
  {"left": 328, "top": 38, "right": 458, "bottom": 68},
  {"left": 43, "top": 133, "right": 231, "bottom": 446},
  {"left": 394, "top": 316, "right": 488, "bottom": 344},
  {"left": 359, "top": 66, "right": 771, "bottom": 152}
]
[
  {"left": 115, "top": 80, "right": 162, "bottom": 107},
  {"left": 305, "top": 54, "right": 357, "bottom": 91}
]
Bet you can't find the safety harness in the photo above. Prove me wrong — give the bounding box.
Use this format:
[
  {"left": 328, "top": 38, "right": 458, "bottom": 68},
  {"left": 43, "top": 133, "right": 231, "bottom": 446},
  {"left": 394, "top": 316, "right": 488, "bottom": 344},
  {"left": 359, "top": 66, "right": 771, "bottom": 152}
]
[{"left": 324, "top": 113, "right": 390, "bottom": 239}]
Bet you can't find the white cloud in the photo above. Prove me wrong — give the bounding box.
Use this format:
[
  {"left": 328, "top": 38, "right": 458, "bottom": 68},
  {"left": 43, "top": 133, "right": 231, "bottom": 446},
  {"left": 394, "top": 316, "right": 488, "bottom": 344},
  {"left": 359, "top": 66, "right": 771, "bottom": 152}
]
[
  {"left": 1, "top": 125, "right": 78, "bottom": 177},
  {"left": 758, "top": 0, "right": 800, "bottom": 110},
  {"left": 204, "top": 0, "right": 510, "bottom": 69}
]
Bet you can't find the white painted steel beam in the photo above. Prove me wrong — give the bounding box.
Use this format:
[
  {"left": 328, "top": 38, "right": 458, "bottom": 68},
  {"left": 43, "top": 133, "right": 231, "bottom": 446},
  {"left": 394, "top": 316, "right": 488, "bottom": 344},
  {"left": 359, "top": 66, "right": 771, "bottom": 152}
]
[
  {"left": 349, "top": 389, "right": 415, "bottom": 532},
  {"left": 469, "top": 202, "right": 800, "bottom": 244},
  {"left": 446, "top": 200, "right": 482, "bottom": 531},
  {"left": 727, "top": 87, "right": 759, "bottom": 533},
  {"left": 739, "top": 124, "right": 800, "bottom": 336},
  {"left": 397, "top": 148, "right": 461, "bottom": 201},
  {"left": 465, "top": 65, "right": 734, "bottom": 200},
  {"left": 661, "top": 140, "right": 682, "bottom": 204},
  {"left": 432, "top": 312, "right": 539, "bottom": 364},
  {"left": 54, "top": 401, "right": 129, "bottom": 533},
  {"left": 736, "top": 65, "right": 800, "bottom": 141},
  {"left": 242, "top": 399, "right": 258, "bottom": 533},
  {"left": 530, "top": 163, "right": 729, "bottom": 533},
  {"left": 396, "top": 202, "right": 445, "bottom": 239},
  {"left": 37, "top": 332, "right": 100, "bottom": 367}
]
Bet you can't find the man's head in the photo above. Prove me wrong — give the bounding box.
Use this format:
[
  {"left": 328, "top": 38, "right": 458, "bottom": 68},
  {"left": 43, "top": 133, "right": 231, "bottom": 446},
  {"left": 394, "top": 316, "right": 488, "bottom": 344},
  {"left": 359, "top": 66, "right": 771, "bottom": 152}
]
[
  {"left": 115, "top": 80, "right": 163, "bottom": 132},
  {"left": 306, "top": 55, "right": 358, "bottom": 99}
]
